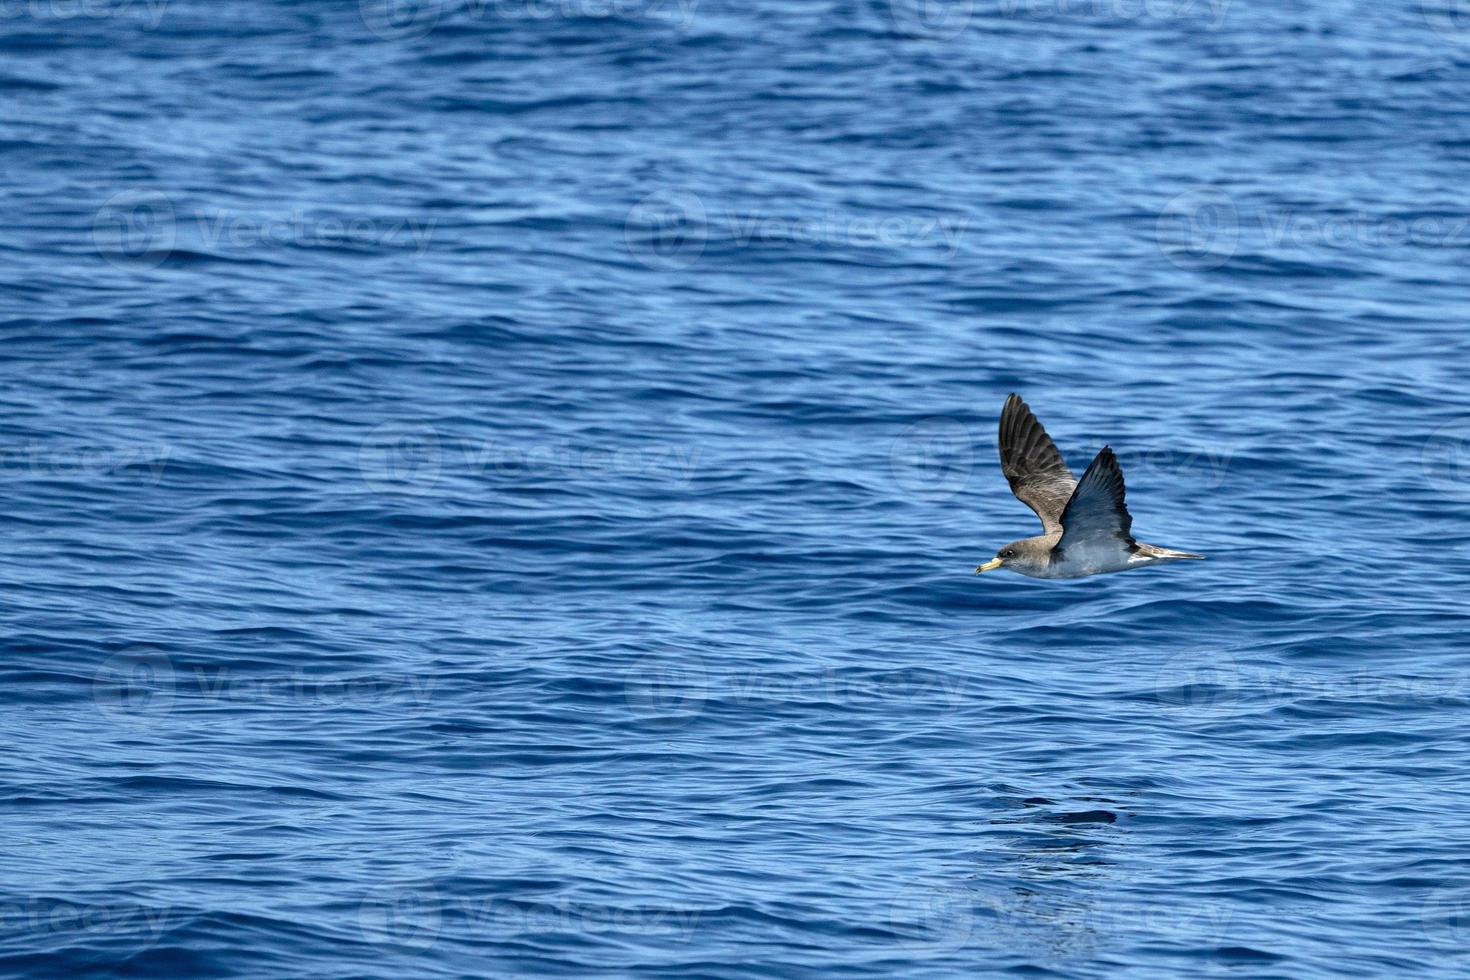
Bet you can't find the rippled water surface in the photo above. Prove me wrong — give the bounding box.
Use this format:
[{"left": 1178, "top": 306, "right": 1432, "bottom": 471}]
[{"left": 5, "top": 1, "right": 1470, "bottom": 976}]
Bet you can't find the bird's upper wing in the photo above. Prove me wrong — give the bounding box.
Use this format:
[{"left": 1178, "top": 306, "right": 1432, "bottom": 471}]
[
  {"left": 998, "top": 393, "right": 1077, "bottom": 533},
  {"left": 1055, "top": 447, "right": 1135, "bottom": 551}
]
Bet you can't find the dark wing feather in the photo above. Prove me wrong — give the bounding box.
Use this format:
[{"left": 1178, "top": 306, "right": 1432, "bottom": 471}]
[
  {"left": 1056, "top": 447, "right": 1135, "bottom": 550},
  {"left": 998, "top": 393, "right": 1077, "bottom": 533}
]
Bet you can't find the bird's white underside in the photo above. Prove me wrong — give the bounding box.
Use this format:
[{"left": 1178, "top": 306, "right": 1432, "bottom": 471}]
[{"left": 1023, "top": 538, "right": 1151, "bottom": 579}]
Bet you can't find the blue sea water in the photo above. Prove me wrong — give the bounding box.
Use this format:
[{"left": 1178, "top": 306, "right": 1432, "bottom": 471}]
[{"left": 4, "top": 0, "right": 1470, "bottom": 975}]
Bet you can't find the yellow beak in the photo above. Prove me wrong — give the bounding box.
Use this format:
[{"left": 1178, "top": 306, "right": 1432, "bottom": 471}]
[{"left": 974, "top": 558, "right": 1004, "bottom": 574}]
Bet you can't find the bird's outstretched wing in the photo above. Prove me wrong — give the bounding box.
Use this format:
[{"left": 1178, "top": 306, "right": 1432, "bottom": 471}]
[
  {"left": 1056, "top": 447, "right": 1135, "bottom": 551},
  {"left": 998, "top": 393, "right": 1077, "bottom": 533}
]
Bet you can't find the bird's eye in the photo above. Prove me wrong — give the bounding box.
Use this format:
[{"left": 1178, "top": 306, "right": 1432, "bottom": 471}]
[{"left": 1001, "top": 549, "right": 1015, "bottom": 559}]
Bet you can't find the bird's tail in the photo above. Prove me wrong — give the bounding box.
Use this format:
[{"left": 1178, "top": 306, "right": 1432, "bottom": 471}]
[{"left": 1140, "top": 544, "right": 1205, "bottom": 561}]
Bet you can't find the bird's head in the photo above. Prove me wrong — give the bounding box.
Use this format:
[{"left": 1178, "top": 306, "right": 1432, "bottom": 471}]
[{"left": 975, "top": 537, "right": 1049, "bottom": 576}]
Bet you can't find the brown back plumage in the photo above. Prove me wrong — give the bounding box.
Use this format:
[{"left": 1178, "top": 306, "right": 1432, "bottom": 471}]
[{"left": 998, "top": 393, "right": 1077, "bottom": 534}]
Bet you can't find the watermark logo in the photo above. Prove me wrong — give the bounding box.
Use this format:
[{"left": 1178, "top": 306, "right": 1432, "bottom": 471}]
[
  {"left": 625, "top": 654, "right": 708, "bottom": 727},
  {"left": 93, "top": 645, "right": 175, "bottom": 725},
  {"left": 481, "top": 897, "right": 702, "bottom": 939},
  {"left": 458, "top": 439, "right": 699, "bottom": 487},
  {"left": 356, "top": 859, "right": 704, "bottom": 947},
  {"left": 1258, "top": 212, "right": 1470, "bottom": 250},
  {"left": 93, "top": 191, "right": 176, "bottom": 271},
  {"left": 889, "top": 883, "right": 973, "bottom": 953},
  {"left": 359, "top": 882, "right": 442, "bottom": 949},
  {"left": 1423, "top": 885, "right": 1470, "bottom": 951},
  {"left": 359, "top": 423, "right": 444, "bottom": 496},
  {"left": 0, "top": 899, "right": 176, "bottom": 944},
  {"left": 995, "top": 0, "right": 1231, "bottom": 28},
  {"left": 360, "top": 0, "right": 443, "bottom": 39},
  {"left": 0, "top": 0, "right": 169, "bottom": 28},
  {"left": 625, "top": 191, "right": 968, "bottom": 269},
  {"left": 623, "top": 663, "right": 968, "bottom": 726},
  {"left": 889, "top": 0, "right": 974, "bottom": 40},
  {"left": 890, "top": 417, "right": 973, "bottom": 501},
  {"left": 489, "top": 0, "right": 699, "bottom": 29},
  {"left": 356, "top": 427, "right": 701, "bottom": 496},
  {"left": 1422, "top": 420, "right": 1470, "bottom": 501},
  {"left": 1125, "top": 445, "right": 1235, "bottom": 490},
  {"left": 1153, "top": 650, "right": 1241, "bottom": 721},
  {"left": 194, "top": 208, "right": 435, "bottom": 255},
  {"left": 625, "top": 189, "right": 708, "bottom": 270},
  {"left": 723, "top": 210, "right": 967, "bottom": 255},
  {"left": 1158, "top": 189, "right": 1470, "bottom": 269},
  {"left": 96, "top": 657, "right": 436, "bottom": 723},
  {"left": 1424, "top": 0, "right": 1470, "bottom": 44},
  {"left": 890, "top": 0, "right": 1230, "bottom": 38},
  {"left": 94, "top": 195, "right": 435, "bottom": 269},
  {"left": 976, "top": 886, "right": 1233, "bottom": 958},
  {"left": 0, "top": 442, "right": 170, "bottom": 485},
  {"left": 188, "top": 668, "right": 437, "bottom": 713},
  {"left": 360, "top": 0, "right": 697, "bottom": 38},
  {"left": 1156, "top": 189, "right": 1239, "bottom": 271}
]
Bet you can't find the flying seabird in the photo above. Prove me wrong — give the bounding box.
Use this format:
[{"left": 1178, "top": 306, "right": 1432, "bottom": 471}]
[{"left": 975, "top": 394, "right": 1204, "bottom": 579}]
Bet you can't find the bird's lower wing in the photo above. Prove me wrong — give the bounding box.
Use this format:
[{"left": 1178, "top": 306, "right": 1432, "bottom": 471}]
[
  {"left": 1055, "top": 447, "right": 1135, "bottom": 552},
  {"left": 998, "top": 394, "right": 1076, "bottom": 533}
]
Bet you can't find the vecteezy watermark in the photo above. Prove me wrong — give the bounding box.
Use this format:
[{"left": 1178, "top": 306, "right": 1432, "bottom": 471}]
[
  {"left": 1422, "top": 885, "right": 1470, "bottom": 951},
  {"left": 624, "top": 190, "right": 707, "bottom": 271},
  {"left": 1121, "top": 446, "right": 1235, "bottom": 490},
  {"left": 889, "top": 882, "right": 974, "bottom": 954},
  {"left": 888, "top": 0, "right": 975, "bottom": 40},
  {"left": 888, "top": 0, "right": 1229, "bottom": 40},
  {"left": 890, "top": 417, "right": 973, "bottom": 502},
  {"left": 93, "top": 191, "right": 176, "bottom": 271},
  {"left": 1255, "top": 212, "right": 1470, "bottom": 250},
  {"left": 357, "top": 423, "right": 702, "bottom": 496},
  {"left": 0, "top": 0, "right": 169, "bottom": 27},
  {"left": 623, "top": 190, "right": 969, "bottom": 270},
  {"left": 359, "top": 0, "right": 699, "bottom": 41},
  {"left": 193, "top": 208, "right": 435, "bottom": 256},
  {"left": 0, "top": 442, "right": 170, "bottom": 485},
  {"left": 187, "top": 668, "right": 437, "bottom": 712},
  {"left": 0, "top": 899, "right": 177, "bottom": 944},
  {"left": 973, "top": 885, "right": 1233, "bottom": 959},
  {"left": 94, "top": 648, "right": 438, "bottom": 726},
  {"left": 1155, "top": 653, "right": 1470, "bottom": 723},
  {"left": 359, "top": 423, "right": 444, "bottom": 496},
  {"left": 93, "top": 645, "right": 175, "bottom": 726},
  {"left": 358, "top": 882, "right": 703, "bottom": 948},
  {"left": 470, "top": 898, "right": 703, "bottom": 940},
  {"left": 1158, "top": 188, "right": 1470, "bottom": 270},
  {"left": 92, "top": 193, "right": 436, "bottom": 271},
  {"left": 359, "top": 0, "right": 443, "bottom": 39},
  {"left": 624, "top": 654, "right": 708, "bottom": 728},
  {"left": 359, "top": 882, "right": 443, "bottom": 950},
  {"left": 625, "top": 662, "right": 969, "bottom": 727},
  {"left": 995, "top": 0, "right": 1231, "bottom": 27},
  {"left": 1156, "top": 189, "right": 1240, "bottom": 271},
  {"left": 1421, "top": 420, "right": 1470, "bottom": 501},
  {"left": 721, "top": 210, "right": 967, "bottom": 255},
  {"left": 1153, "top": 650, "right": 1242, "bottom": 722},
  {"left": 1423, "top": 0, "right": 1470, "bottom": 44},
  {"left": 891, "top": 419, "right": 1233, "bottom": 503}
]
